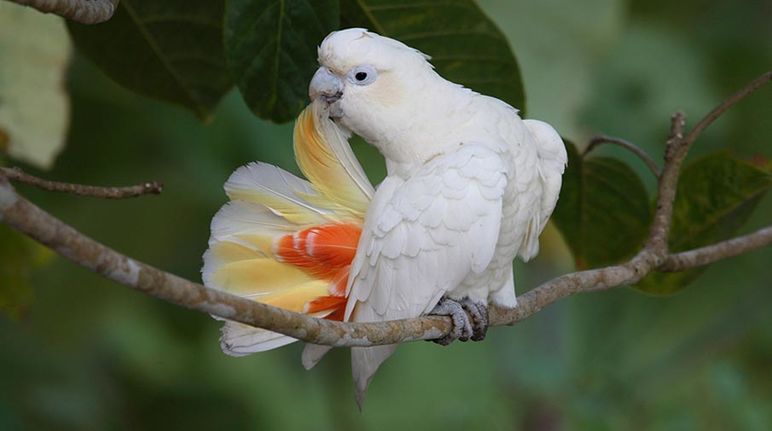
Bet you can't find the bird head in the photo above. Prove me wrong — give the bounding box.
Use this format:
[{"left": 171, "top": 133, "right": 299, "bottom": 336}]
[{"left": 309, "top": 28, "right": 438, "bottom": 158}]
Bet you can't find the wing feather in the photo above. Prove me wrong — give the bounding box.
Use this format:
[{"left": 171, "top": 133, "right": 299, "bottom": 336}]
[
  {"left": 518, "top": 119, "right": 567, "bottom": 260},
  {"left": 344, "top": 145, "right": 509, "bottom": 400}
]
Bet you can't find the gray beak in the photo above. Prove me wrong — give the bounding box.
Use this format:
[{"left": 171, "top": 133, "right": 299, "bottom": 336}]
[{"left": 309, "top": 67, "right": 343, "bottom": 103}]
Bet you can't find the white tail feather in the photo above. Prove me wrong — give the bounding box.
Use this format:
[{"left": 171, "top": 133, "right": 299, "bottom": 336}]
[
  {"left": 225, "top": 162, "right": 336, "bottom": 224},
  {"left": 301, "top": 344, "right": 334, "bottom": 369},
  {"left": 352, "top": 345, "right": 398, "bottom": 409},
  {"left": 220, "top": 321, "right": 298, "bottom": 356}
]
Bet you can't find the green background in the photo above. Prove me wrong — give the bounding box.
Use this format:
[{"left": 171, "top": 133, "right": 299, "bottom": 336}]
[{"left": 2, "top": 0, "right": 771, "bottom": 429}]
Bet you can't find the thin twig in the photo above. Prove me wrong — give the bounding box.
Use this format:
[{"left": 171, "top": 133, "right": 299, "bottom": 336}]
[
  {"left": 584, "top": 135, "right": 661, "bottom": 178},
  {"left": 8, "top": 0, "right": 119, "bottom": 24},
  {"left": 685, "top": 71, "right": 771, "bottom": 145},
  {"left": 0, "top": 167, "right": 162, "bottom": 199},
  {"left": 661, "top": 225, "right": 772, "bottom": 272}
]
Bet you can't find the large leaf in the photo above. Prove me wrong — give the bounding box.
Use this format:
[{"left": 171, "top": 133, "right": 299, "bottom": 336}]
[
  {"left": 341, "top": 0, "right": 525, "bottom": 112},
  {"left": 552, "top": 141, "right": 652, "bottom": 269},
  {"left": 68, "top": 0, "right": 232, "bottom": 120},
  {"left": 635, "top": 153, "right": 772, "bottom": 295},
  {"left": 224, "top": 0, "right": 340, "bottom": 123},
  {"left": 0, "top": 226, "right": 53, "bottom": 320},
  {"left": 0, "top": 2, "right": 70, "bottom": 169}
]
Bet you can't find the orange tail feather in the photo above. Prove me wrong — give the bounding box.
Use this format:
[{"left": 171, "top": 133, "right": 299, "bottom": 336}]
[{"left": 275, "top": 223, "right": 361, "bottom": 320}]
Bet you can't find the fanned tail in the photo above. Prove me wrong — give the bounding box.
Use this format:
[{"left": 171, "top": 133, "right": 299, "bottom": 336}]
[{"left": 202, "top": 101, "right": 371, "bottom": 355}]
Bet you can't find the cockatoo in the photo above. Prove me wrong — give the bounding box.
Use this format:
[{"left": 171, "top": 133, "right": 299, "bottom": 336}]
[{"left": 203, "top": 28, "right": 566, "bottom": 407}]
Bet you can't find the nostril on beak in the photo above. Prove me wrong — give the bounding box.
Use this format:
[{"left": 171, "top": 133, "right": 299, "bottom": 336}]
[{"left": 309, "top": 67, "right": 343, "bottom": 103}]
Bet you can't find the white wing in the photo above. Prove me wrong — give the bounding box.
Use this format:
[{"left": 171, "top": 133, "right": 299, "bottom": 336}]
[
  {"left": 513, "top": 119, "right": 567, "bottom": 261},
  {"left": 344, "top": 144, "right": 508, "bottom": 402},
  {"left": 524, "top": 119, "right": 567, "bottom": 229}
]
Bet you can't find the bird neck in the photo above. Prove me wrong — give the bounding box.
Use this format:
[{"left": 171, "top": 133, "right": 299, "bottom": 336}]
[{"left": 375, "top": 77, "right": 473, "bottom": 175}]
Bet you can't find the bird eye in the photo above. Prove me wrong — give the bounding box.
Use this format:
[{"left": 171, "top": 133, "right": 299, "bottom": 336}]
[{"left": 348, "top": 65, "right": 377, "bottom": 86}]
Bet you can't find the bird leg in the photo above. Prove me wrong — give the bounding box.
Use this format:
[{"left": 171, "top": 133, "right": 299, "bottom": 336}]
[
  {"left": 429, "top": 297, "right": 473, "bottom": 345},
  {"left": 460, "top": 298, "right": 489, "bottom": 341}
]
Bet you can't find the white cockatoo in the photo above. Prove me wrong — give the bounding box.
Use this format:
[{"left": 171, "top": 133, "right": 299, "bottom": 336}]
[{"left": 203, "top": 28, "right": 566, "bottom": 407}]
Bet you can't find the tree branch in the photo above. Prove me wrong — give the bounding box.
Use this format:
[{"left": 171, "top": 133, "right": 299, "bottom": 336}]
[
  {"left": 0, "top": 167, "right": 162, "bottom": 199},
  {"left": 8, "top": 0, "right": 119, "bottom": 24},
  {"left": 0, "top": 179, "right": 769, "bottom": 346},
  {"left": 645, "top": 111, "right": 687, "bottom": 257},
  {"left": 0, "top": 73, "right": 770, "bottom": 348},
  {"left": 583, "top": 135, "right": 661, "bottom": 178},
  {"left": 661, "top": 225, "right": 772, "bottom": 272},
  {"left": 685, "top": 71, "right": 771, "bottom": 145},
  {"left": 0, "top": 176, "right": 450, "bottom": 346}
]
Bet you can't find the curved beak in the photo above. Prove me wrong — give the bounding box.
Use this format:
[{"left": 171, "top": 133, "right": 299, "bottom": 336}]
[{"left": 309, "top": 67, "right": 343, "bottom": 103}]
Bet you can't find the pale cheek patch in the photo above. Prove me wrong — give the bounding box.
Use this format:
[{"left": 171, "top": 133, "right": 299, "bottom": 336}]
[{"left": 371, "top": 78, "right": 405, "bottom": 107}]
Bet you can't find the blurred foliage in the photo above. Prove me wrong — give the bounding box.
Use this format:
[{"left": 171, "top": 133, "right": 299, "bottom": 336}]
[
  {"left": 636, "top": 153, "right": 772, "bottom": 294},
  {"left": 0, "top": 2, "right": 70, "bottom": 168},
  {"left": 0, "top": 0, "right": 771, "bottom": 429},
  {"left": 225, "top": 0, "right": 340, "bottom": 122},
  {"left": 68, "top": 0, "right": 232, "bottom": 120},
  {"left": 0, "top": 226, "right": 52, "bottom": 320},
  {"left": 66, "top": 0, "right": 525, "bottom": 122},
  {"left": 552, "top": 141, "right": 651, "bottom": 269},
  {"left": 481, "top": 0, "right": 625, "bottom": 139}
]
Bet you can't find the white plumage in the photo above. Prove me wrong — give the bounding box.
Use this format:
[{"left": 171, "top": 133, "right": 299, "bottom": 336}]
[
  {"left": 203, "top": 28, "right": 567, "bottom": 406},
  {"left": 307, "top": 29, "right": 567, "bottom": 404}
]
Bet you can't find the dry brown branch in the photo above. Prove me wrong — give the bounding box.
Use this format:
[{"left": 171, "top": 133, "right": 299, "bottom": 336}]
[
  {"left": 0, "top": 167, "right": 162, "bottom": 199},
  {"left": 0, "top": 72, "right": 769, "bottom": 347},
  {"left": 8, "top": 0, "right": 119, "bottom": 24}
]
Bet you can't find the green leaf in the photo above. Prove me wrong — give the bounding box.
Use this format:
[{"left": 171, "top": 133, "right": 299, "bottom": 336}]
[
  {"left": 552, "top": 141, "right": 652, "bottom": 269},
  {"left": 0, "top": 2, "right": 70, "bottom": 169},
  {"left": 224, "top": 0, "right": 340, "bottom": 123},
  {"left": 341, "top": 0, "right": 525, "bottom": 112},
  {"left": 635, "top": 153, "right": 772, "bottom": 294},
  {"left": 68, "top": 0, "right": 232, "bottom": 120},
  {"left": 0, "top": 226, "right": 53, "bottom": 320}
]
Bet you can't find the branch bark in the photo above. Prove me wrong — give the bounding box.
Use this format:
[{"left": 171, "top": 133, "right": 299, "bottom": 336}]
[
  {"left": 7, "top": 0, "right": 119, "bottom": 24},
  {"left": 0, "top": 72, "right": 769, "bottom": 348},
  {"left": 8, "top": 0, "right": 119, "bottom": 24},
  {"left": 1, "top": 176, "right": 769, "bottom": 345},
  {"left": 0, "top": 167, "right": 162, "bottom": 198}
]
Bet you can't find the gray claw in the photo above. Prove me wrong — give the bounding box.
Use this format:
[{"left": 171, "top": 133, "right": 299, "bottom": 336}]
[
  {"left": 461, "top": 299, "right": 489, "bottom": 341},
  {"left": 429, "top": 297, "right": 473, "bottom": 345}
]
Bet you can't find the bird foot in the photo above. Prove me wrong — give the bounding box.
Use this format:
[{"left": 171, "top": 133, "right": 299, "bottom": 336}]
[
  {"left": 461, "top": 298, "right": 489, "bottom": 341},
  {"left": 429, "top": 297, "right": 488, "bottom": 345}
]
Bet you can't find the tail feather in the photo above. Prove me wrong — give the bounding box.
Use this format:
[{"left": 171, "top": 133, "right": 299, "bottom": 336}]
[
  {"left": 224, "top": 162, "right": 335, "bottom": 225},
  {"left": 294, "top": 102, "right": 374, "bottom": 218},
  {"left": 220, "top": 321, "right": 298, "bottom": 356},
  {"left": 352, "top": 345, "right": 398, "bottom": 409},
  {"left": 203, "top": 101, "right": 372, "bottom": 358},
  {"left": 301, "top": 344, "right": 334, "bottom": 369}
]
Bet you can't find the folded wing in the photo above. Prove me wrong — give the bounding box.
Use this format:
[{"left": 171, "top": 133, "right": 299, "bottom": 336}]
[{"left": 343, "top": 145, "right": 509, "bottom": 403}]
